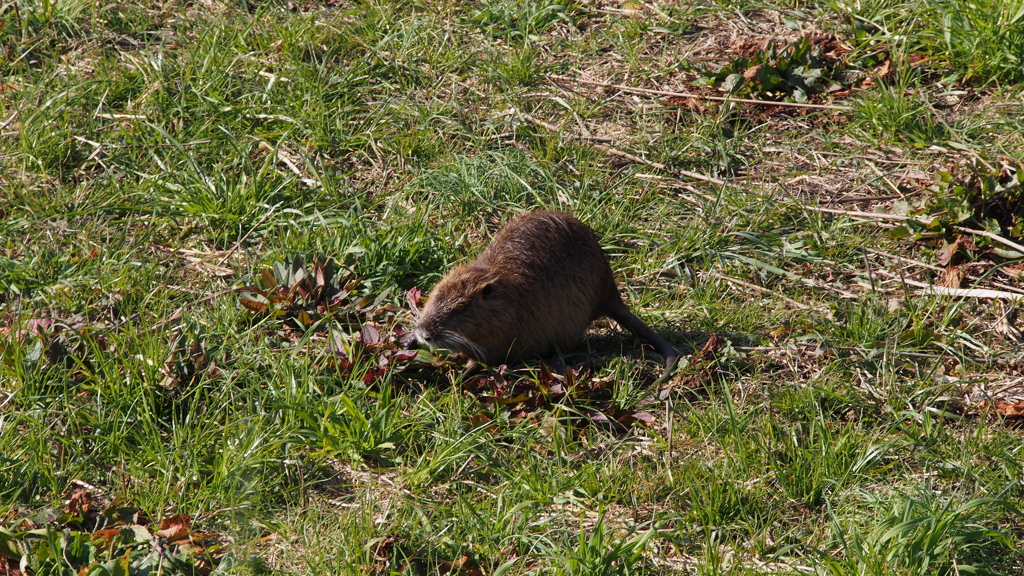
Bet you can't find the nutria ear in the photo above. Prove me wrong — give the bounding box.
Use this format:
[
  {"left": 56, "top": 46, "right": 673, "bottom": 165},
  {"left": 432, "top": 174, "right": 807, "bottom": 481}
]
[{"left": 480, "top": 282, "right": 495, "bottom": 300}]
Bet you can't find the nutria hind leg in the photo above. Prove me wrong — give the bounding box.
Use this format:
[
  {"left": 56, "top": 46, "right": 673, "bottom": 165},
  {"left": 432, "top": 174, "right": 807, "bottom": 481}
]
[{"left": 605, "top": 303, "right": 679, "bottom": 383}]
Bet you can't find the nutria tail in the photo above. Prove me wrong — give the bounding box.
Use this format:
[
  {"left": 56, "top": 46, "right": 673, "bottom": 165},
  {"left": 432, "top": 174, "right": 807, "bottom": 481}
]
[{"left": 605, "top": 301, "right": 679, "bottom": 382}]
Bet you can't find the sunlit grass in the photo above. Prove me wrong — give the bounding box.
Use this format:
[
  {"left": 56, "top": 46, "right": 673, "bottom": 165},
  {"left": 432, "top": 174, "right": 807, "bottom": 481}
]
[{"left": 1, "top": 0, "right": 1023, "bottom": 574}]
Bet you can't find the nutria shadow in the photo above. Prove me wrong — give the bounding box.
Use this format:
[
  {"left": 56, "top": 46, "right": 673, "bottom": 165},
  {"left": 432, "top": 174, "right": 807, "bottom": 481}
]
[{"left": 411, "top": 211, "right": 679, "bottom": 380}]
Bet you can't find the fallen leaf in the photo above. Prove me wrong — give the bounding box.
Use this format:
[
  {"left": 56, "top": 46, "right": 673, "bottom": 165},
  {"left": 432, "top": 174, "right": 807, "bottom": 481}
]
[
  {"left": 361, "top": 322, "right": 383, "bottom": 346},
  {"left": 941, "top": 265, "right": 965, "bottom": 289},
  {"left": 156, "top": 514, "right": 191, "bottom": 542},
  {"left": 67, "top": 488, "right": 93, "bottom": 517},
  {"left": 991, "top": 400, "right": 1024, "bottom": 419},
  {"left": 936, "top": 236, "right": 963, "bottom": 267},
  {"left": 407, "top": 286, "right": 422, "bottom": 312},
  {"left": 874, "top": 60, "right": 892, "bottom": 82}
]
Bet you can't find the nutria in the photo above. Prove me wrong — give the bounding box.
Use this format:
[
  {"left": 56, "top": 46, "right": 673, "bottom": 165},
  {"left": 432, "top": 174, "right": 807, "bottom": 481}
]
[{"left": 413, "top": 211, "right": 678, "bottom": 379}]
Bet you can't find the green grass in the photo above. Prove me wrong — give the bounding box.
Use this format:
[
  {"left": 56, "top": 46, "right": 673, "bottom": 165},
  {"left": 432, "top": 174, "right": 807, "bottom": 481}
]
[{"left": 3, "top": 0, "right": 1024, "bottom": 574}]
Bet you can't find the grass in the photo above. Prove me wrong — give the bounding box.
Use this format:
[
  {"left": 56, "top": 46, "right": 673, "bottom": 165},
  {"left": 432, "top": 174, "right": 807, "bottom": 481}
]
[{"left": 2, "top": 0, "right": 1024, "bottom": 574}]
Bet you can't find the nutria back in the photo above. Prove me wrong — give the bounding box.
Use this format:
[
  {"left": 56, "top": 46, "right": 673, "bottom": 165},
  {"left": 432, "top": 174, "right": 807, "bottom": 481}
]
[{"left": 414, "top": 211, "right": 677, "bottom": 375}]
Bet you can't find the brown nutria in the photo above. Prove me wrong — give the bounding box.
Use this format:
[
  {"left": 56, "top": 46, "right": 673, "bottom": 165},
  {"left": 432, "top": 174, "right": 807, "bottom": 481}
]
[{"left": 413, "top": 211, "right": 678, "bottom": 379}]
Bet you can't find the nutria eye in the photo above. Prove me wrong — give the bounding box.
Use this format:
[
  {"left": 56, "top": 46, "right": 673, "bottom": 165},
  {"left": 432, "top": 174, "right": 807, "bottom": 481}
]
[{"left": 480, "top": 283, "right": 495, "bottom": 300}]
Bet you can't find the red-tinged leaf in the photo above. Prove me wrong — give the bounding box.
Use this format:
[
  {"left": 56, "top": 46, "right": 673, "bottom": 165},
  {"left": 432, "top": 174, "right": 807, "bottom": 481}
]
[
  {"left": 407, "top": 286, "right": 422, "bottom": 312},
  {"left": 548, "top": 383, "right": 565, "bottom": 395},
  {"left": 361, "top": 323, "right": 383, "bottom": 345},
  {"left": 363, "top": 366, "right": 387, "bottom": 385},
  {"left": 156, "top": 514, "right": 191, "bottom": 542},
  {"left": 265, "top": 292, "right": 288, "bottom": 304},
  {"left": 27, "top": 318, "right": 53, "bottom": 335},
  {"left": 391, "top": 349, "right": 419, "bottom": 362}
]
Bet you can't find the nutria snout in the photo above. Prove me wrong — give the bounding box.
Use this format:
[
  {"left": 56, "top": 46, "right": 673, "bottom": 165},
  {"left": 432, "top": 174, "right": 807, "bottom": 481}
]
[{"left": 413, "top": 211, "right": 678, "bottom": 379}]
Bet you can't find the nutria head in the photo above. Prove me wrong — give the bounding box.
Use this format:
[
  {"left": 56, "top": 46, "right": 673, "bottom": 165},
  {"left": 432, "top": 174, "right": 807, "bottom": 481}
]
[{"left": 413, "top": 263, "right": 515, "bottom": 365}]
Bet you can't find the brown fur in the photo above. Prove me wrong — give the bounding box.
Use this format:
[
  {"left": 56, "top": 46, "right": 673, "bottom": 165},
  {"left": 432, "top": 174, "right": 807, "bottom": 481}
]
[{"left": 414, "top": 211, "right": 678, "bottom": 377}]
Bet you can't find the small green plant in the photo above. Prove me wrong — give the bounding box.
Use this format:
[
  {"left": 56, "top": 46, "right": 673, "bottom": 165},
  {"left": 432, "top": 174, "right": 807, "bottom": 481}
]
[
  {"left": 698, "top": 36, "right": 869, "bottom": 102},
  {"left": 892, "top": 157, "right": 1023, "bottom": 254},
  {"left": 0, "top": 513, "right": 219, "bottom": 576}
]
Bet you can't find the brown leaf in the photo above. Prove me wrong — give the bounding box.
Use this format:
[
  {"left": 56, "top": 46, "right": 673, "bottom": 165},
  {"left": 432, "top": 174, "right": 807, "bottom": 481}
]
[
  {"left": 664, "top": 96, "right": 706, "bottom": 113},
  {"left": 538, "top": 361, "right": 555, "bottom": 384},
  {"left": 993, "top": 400, "right": 1024, "bottom": 419},
  {"left": 469, "top": 413, "right": 499, "bottom": 434},
  {"left": 67, "top": 487, "right": 93, "bottom": 517},
  {"left": 936, "top": 236, "right": 963, "bottom": 267},
  {"left": 941, "top": 265, "right": 966, "bottom": 289},
  {"left": 238, "top": 296, "right": 268, "bottom": 313},
  {"left": 875, "top": 60, "right": 892, "bottom": 82},
  {"left": 743, "top": 64, "right": 761, "bottom": 82},
  {"left": 156, "top": 514, "right": 191, "bottom": 542},
  {"left": 631, "top": 411, "right": 656, "bottom": 425},
  {"left": 91, "top": 528, "right": 123, "bottom": 548},
  {"left": 260, "top": 270, "right": 277, "bottom": 290},
  {"left": 672, "top": 333, "right": 725, "bottom": 393}
]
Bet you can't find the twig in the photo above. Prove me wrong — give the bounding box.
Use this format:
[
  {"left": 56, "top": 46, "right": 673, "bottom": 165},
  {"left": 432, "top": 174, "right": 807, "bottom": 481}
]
[
  {"left": 633, "top": 173, "right": 721, "bottom": 202},
  {"left": 516, "top": 110, "right": 725, "bottom": 186},
  {"left": 874, "top": 271, "right": 1024, "bottom": 301},
  {"left": 955, "top": 226, "right": 1024, "bottom": 256},
  {"left": 712, "top": 272, "right": 822, "bottom": 310},
  {"left": 863, "top": 247, "right": 1024, "bottom": 295},
  {"left": 549, "top": 74, "right": 853, "bottom": 111},
  {"left": 0, "top": 112, "right": 17, "bottom": 130},
  {"left": 798, "top": 205, "right": 912, "bottom": 221},
  {"left": 805, "top": 150, "right": 927, "bottom": 165},
  {"left": 95, "top": 113, "right": 148, "bottom": 120},
  {"left": 828, "top": 195, "right": 903, "bottom": 205}
]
